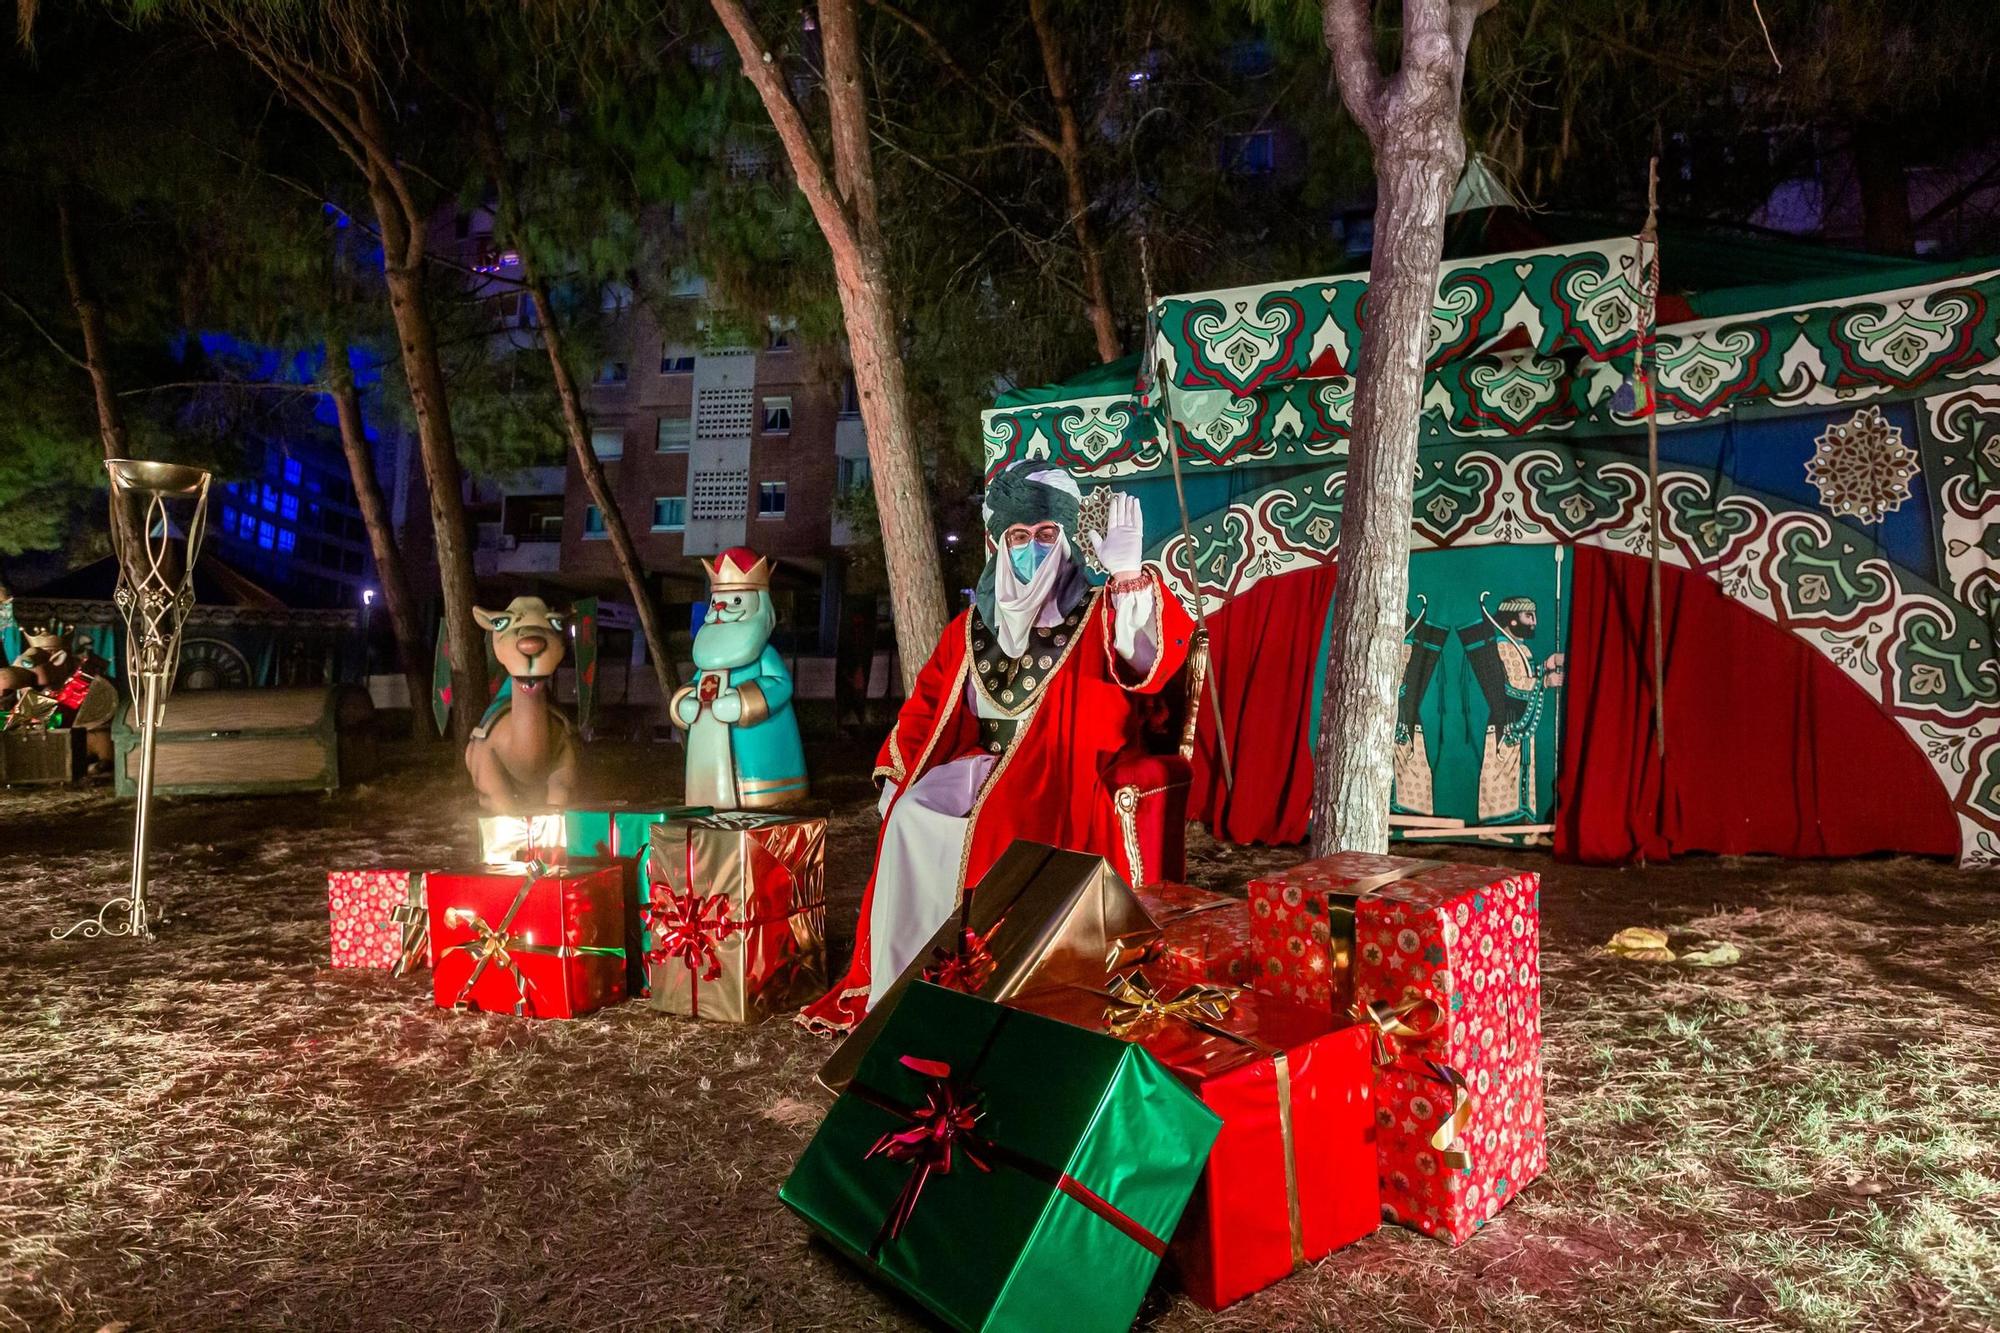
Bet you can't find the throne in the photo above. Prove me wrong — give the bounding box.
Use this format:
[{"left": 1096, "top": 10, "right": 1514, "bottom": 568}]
[{"left": 1105, "top": 628, "right": 1210, "bottom": 888}]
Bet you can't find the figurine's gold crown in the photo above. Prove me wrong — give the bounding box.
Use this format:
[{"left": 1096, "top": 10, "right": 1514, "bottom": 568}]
[{"left": 703, "top": 547, "right": 772, "bottom": 592}]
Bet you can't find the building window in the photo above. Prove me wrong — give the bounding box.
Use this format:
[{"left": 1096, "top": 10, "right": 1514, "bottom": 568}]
[
  {"left": 600, "top": 281, "right": 634, "bottom": 312},
  {"left": 837, "top": 456, "right": 872, "bottom": 496},
  {"left": 594, "top": 361, "right": 629, "bottom": 385},
  {"left": 261, "top": 483, "right": 279, "bottom": 512},
  {"left": 660, "top": 345, "right": 696, "bottom": 374},
  {"left": 583, "top": 505, "right": 608, "bottom": 537},
  {"left": 657, "top": 415, "right": 691, "bottom": 452},
  {"left": 762, "top": 396, "right": 793, "bottom": 434},
  {"left": 590, "top": 427, "right": 624, "bottom": 460},
  {"left": 281, "top": 493, "right": 299, "bottom": 520},
  {"left": 277, "top": 529, "right": 297, "bottom": 553},
  {"left": 258, "top": 521, "right": 277, "bottom": 550},
  {"left": 767, "top": 324, "right": 795, "bottom": 352},
  {"left": 1224, "top": 129, "right": 1276, "bottom": 176},
  {"left": 840, "top": 373, "right": 860, "bottom": 418},
  {"left": 758, "top": 480, "right": 787, "bottom": 518},
  {"left": 652, "top": 496, "right": 687, "bottom": 531},
  {"left": 222, "top": 505, "right": 239, "bottom": 532},
  {"left": 238, "top": 511, "right": 256, "bottom": 539},
  {"left": 283, "top": 458, "right": 303, "bottom": 484}
]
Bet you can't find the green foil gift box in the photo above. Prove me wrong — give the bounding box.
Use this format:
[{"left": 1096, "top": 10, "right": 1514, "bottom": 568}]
[{"left": 780, "top": 982, "right": 1221, "bottom": 1333}]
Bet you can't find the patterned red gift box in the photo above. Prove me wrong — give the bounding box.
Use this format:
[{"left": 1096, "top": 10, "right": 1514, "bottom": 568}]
[
  {"left": 327, "top": 870, "right": 429, "bottom": 972},
  {"left": 1245, "top": 851, "right": 1426, "bottom": 1012},
  {"left": 1135, "top": 883, "right": 1254, "bottom": 987},
  {"left": 427, "top": 863, "right": 627, "bottom": 1019},
  {"left": 1010, "top": 975, "right": 1379, "bottom": 1309},
  {"left": 1357, "top": 865, "right": 1542, "bottom": 1245}
]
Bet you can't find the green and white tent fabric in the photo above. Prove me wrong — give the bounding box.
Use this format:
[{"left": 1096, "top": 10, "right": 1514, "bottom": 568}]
[{"left": 983, "top": 232, "right": 2000, "bottom": 866}]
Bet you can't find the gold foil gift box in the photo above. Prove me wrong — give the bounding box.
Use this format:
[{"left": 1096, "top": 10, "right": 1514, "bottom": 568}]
[
  {"left": 817, "top": 839, "right": 1159, "bottom": 1093},
  {"left": 644, "top": 811, "right": 828, "bottom": 1022}
]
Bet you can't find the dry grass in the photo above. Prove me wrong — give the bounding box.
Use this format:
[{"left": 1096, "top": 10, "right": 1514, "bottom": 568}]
[{"left": 1, "top": 743, "right": 1996, "bottom": 1332}]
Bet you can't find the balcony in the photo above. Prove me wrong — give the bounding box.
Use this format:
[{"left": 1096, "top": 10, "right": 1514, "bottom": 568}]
[{"left": 474, "top": 523, "right": 563, "bottom": 577}]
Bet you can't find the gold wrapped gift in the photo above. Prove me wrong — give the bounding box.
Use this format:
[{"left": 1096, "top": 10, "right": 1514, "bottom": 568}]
[
  {"left": 645, "top": 811, "right": 827, "bottom": 1023},
  {"left": 817, "top": 840, "right": 1159, "bottom": 1093}
]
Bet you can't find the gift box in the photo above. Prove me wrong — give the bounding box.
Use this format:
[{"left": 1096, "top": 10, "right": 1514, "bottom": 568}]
[
  {"left": 1355, "top": 864, "right": 1542, "bottom": 1245},
  {"left": 562, "top": 805, "right": 713, "bottom": 992},
  {"left": 1135, "top": 882, "right": 1254, "bottom": 987},
  {"left": 781, "top": 981, "right": 1220, "bottom": 1333},
  {"left": 1246, "top": 852, "right": 1443, "bottom": 1013},
  {"left": 427, "top": 862, "right": 627, "bottom": 1018},
  {"left": 326, "top": 869, "right": 430, "bottom": 973},
  {"left": 476, "top": 812, "right": 570, "bottom": 864},
  {"left": 644, "top": 811, "right": 826, "bottom": 1022},
  {"left": 1010, "top": 975, "right": 1378, "bottom": 1309},
  {"left": 819, "top": 840, "right": 1159, "bottom": 1093}
]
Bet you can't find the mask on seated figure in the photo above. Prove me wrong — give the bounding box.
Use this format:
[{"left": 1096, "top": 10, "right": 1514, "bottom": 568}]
[{"left": 977, "top": 465, "right": 1089, "bottom": 660}]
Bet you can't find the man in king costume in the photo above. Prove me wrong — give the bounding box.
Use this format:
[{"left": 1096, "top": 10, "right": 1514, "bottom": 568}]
[{"left": 798, "top": 463, "right": 1191, "bottom": 1033}]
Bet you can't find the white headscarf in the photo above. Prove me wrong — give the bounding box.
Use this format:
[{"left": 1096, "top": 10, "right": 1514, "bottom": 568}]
[{"left": 989, "top": 529, "right": 1074, "bottom": 658}]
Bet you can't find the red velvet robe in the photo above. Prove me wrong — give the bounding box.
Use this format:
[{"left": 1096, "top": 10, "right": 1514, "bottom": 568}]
[{"left": 800, "top": 571, "right": 1193, "bottom": 1032}]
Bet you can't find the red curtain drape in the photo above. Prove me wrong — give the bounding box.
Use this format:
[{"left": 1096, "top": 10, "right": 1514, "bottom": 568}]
[
  {"left": 1554, "top": 547, "right": 1959, "bottom": 862},
  {"left": 1188, "top": 564, "right": 1339, "bottom": 845}
]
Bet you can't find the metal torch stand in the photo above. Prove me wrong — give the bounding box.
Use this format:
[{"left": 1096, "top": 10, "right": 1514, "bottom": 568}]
[{"left": 54, "top": 459, "right": 209, "bottom": 942}]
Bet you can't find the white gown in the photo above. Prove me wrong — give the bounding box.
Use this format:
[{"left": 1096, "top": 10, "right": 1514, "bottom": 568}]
[{"left": 865, "top": 583, "right": 1158, "bottom": 1007}]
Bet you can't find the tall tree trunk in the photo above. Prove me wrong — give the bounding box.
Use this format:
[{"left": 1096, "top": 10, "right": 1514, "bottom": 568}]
[
  {"left": 1028, "top": 0, "right": 1120, "bottom": 363},
  {"left": 325, "top": 335, "right": 432, "bottom": 739},
  {"left": 55, "top": 188, "right": 141, "bottom": 559},
  {"left": 479, "top": 124, "right": 681, "bottom": 703},
  {"left": 712, "top": 0, "right": 948, "bottom": 693},
  {"left": 1311, "top": 0, "right": 1491, "bottom": 855},
  {"left": 1853, "top": 119, "right": 1915, "bottom": 256},
  {"left": 374, "top": 252, "right": 487, "bottom": 746}
]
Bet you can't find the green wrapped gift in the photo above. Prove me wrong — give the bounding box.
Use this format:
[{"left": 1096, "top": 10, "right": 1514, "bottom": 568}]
[
  {"left": 561, "top": 805, "right": 712, "bottom": 991},
  {"left": 780, "top": 982, "right": 1221, "bottom": 1333}
]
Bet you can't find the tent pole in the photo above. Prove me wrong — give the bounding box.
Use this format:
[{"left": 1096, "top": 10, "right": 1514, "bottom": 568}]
[{"left": 1640, "top": 158, "right": 1668, "bottom": 761}]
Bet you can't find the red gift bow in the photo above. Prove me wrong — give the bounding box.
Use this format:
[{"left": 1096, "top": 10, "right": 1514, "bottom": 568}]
[
  {"left": 851, "top": 1047, "right": 1169, "bottom": 1262},
  {"left": 863, "top": 1055, "right": 993, "bottom": 1242},
  {"left": 645, "top": 889, "right": 736, "bottom": 981},
  {"left": 921, "top": 925, "right": 1000, "bottom": 993}
]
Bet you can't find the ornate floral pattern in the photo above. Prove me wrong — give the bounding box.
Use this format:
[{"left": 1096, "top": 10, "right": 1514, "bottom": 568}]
[{"left": 1807, "top": 407, "right": 1921, "bottom": 522}]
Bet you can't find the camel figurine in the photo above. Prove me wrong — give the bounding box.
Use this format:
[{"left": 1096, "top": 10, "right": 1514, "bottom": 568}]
[{"left": 465, "top": 596, "right": 580, "bottom": 812}]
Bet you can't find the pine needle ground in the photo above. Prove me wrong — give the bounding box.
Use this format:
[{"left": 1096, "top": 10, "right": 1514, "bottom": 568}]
[{"left": 1, "top": 744, "right": 1994, "bottom": 1332}]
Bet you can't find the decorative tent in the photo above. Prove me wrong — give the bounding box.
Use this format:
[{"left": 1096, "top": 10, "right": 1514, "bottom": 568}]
[{"left": 982, "top": 225, "right": 2000, "bottom": 866}]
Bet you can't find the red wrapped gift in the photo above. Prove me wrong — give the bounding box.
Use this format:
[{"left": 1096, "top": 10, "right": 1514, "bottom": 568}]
[
  {"left": 1010, "top": 975, "right": 1379, "bottom": 1309},
  {"left": 1135, "top": 883, "right": 1254, "bottom": 987},
  {"left": 327, "top": 869, "right": 429, "bottom": 973},
  {"left": 427, "top": 863, "right": 627, "bottom": 1018},
  {"left": 1356, "top": 864, "right": 1542, "bottom": 1245},
  {"left": 1246, "top": 852, "right": 1442, "bottom": 1012}
]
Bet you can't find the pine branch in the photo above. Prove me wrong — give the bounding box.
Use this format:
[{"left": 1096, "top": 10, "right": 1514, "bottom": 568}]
[{"left": 0, "top": 284, "right": 87, "bottom": 371}]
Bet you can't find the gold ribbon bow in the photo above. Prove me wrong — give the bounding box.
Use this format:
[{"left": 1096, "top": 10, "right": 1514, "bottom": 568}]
[
  {"left": 389, "top": 881, "right": 430, "bottom": 978},
  {"left": 1100, "top": 973, "right": 1237, "bottom": 1039},
  {"left": 1358, "top": 994, "right": 1447, "bottom": 1065}
]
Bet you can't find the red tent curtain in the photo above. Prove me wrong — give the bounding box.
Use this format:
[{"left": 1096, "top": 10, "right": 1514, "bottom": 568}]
[
  {"left": 1188, "top": 564, "right": 1339, "bottom": 845},
  {"left": 1554, "top": 546, "right": 1958, "bottom": 862}
]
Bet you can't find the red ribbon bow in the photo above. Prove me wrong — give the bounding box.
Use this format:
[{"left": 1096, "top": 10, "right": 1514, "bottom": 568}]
[
  {"left": 645, "top": 889, "right": 737, "bottom": 981},
  {"left": 921, "top": 925, "right": 1000, "bottom": 993},
  {"left": 863, "top": 1056, "right": 992, "bottom": 1242}
]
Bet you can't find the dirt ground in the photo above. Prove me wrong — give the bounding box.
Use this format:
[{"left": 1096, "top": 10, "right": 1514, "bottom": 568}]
[{"left": 1, "top": 740, "right": 1996, "bottom": 1333}]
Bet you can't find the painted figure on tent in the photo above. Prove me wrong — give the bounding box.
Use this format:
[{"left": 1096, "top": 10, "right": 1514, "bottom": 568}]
[
  {"left": 465, "top": 596, "right": 580, "bottom": 812},
  {"left": 1461, "top": 594, "right": 1564, "bottom": 824},
  {"left": 1391, "top": 598, "right": 1449, "bottom": 817},
  {"left": 798, "top": 461, "right": 1193, "bottom": 1034},
  {"left": 670, "top": 547, "right": 808, "bottom": 811}
]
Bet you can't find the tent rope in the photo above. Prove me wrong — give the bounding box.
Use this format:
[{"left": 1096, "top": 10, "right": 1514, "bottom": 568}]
[
  {"left": 1639, "top": 157, "right": 1668, "bottom": 760},
  {"left": 1136, "top": 127, "right": 1224, "bottom": 788}
]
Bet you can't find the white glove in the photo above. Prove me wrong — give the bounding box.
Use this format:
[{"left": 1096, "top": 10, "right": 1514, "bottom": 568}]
[{"left": 1094, "top": 492, "right": 1144, "bottom": 576}]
